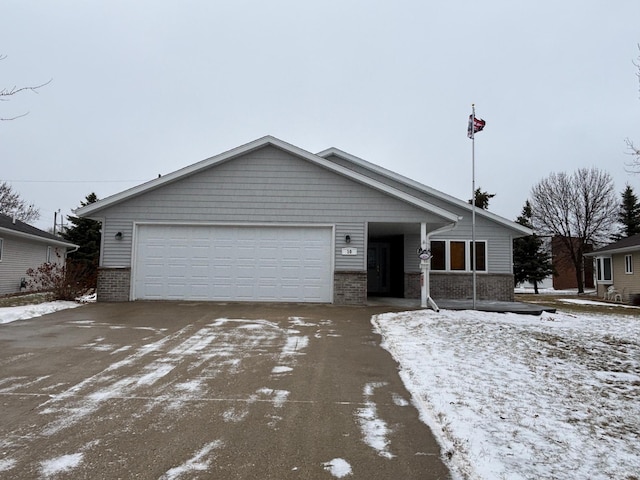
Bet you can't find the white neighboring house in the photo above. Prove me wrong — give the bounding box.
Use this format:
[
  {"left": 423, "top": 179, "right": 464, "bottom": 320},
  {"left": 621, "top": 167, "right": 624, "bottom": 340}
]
[{"left": 0, "top": 213, "right": 78, "bottom": 296}]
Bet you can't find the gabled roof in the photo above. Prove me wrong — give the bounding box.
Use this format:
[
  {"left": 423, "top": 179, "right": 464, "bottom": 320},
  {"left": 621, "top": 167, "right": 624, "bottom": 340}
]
[
  {"left": 585, "top": 233, "right": 640, "bottom": 256},
  {"left": 76, "top": 135, "right": 460, "bottom": 223},
  {"left": 317, "top": 147, "right": 533, "bottom": 236},
  {"left": 0, "top": 213, "right": 77, "bottom": 248}
]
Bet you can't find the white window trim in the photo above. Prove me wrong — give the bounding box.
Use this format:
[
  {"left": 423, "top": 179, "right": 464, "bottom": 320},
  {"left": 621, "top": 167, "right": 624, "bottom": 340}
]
[
  {"left": 625, "top": 254, "right": 633, "bottom": 274},
  {"left": 430, "top": 239, "right": 488, "bottom": 272},
  {"left": 595, "top": 256, "right": 613, "bottom": 283},
  {"left": 46, "top": 246, "right": 52, "bottom": 263},
  {"left": 0, "top": 237, "right": 3, "bottom": 262}
]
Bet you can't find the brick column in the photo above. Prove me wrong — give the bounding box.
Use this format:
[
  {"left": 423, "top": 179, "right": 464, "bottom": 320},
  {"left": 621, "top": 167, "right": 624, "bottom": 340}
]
[
  {"left": 97, "top": 267, "right": 131, "bottom": 302},
  {"left": 333, "top": 271, "right": 367, "bottom": 305}
]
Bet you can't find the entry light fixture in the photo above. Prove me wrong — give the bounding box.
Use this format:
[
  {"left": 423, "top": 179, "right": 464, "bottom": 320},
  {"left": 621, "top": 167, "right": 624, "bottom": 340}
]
[
  {"left": 115, "top": 231, "right": 123, "bottom": 240},
  {"left": 345, "top": 234, "right": 351, "bottom": 244}
]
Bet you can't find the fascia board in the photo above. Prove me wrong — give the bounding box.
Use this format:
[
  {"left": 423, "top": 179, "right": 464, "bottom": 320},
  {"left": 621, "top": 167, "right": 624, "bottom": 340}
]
[
  {"left": 318, "top": 147, "right": 533, "bottom": 237},
  {"left": 77, "top": 136, "right": 460, "bottom": 223},
  {"left": 0, "top": 227, "right": 78, "bottom": 249},
  {"left": 585, "top": 245, "right": 640, "bottom": 257}
]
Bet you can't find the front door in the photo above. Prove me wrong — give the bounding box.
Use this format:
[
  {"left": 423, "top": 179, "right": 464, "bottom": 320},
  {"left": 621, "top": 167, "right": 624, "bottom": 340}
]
[{"left": 367, "top": 242, "right": 391, "bottom": 295}]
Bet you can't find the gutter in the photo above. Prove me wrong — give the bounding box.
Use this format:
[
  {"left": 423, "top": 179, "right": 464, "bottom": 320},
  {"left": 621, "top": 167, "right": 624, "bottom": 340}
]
[{"left": 421, "top": 220, "right": 460, "bottom": 311}]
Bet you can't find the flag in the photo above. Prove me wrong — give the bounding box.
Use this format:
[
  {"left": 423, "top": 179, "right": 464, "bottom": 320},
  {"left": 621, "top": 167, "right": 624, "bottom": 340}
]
[{"left": 467, "top": 115, "right": 486, "bottom": 138}]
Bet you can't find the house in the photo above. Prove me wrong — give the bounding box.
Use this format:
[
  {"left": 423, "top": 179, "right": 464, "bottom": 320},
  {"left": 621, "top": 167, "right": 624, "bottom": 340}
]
[
  {"left": 551, "top": 236, "right": 594, "bottom": 290},
  {"left": 0, "top": 213, "right": 78, "bottom": 296},
  {"left": 585, "top": 233, "right": 640, "bottom": 303},
  {"left": 76, "top": 136, "right": 532, "bottom": 305}
]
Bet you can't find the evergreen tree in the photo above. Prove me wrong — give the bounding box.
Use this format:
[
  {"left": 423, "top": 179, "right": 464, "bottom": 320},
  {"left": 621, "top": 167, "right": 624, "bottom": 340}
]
[
  {"left": 513, "top": 200, "right": 554, "bottom": 294},
  {"left": 613, "top": 184, "right": 640, "bottom": 240},
  {"left": 61, "top": 193, "right": 101, "bottom": 288},
  {"left": 468, "top": 188, "right": 495, "bottom": 209}
]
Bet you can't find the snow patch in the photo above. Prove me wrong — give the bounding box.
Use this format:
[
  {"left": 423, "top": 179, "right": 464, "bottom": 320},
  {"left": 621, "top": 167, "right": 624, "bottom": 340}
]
[
  {"left": 0, "top": 301, "right": 81, "bottom": 325},
  {"left": 159, "top": 440, "right": 223, "bottom": 479},
  {"left": 322, "top": 458, "right": 353, "bottom": 478},
  {"left": 271, "top": 365, "right": 293, "bottom": 374},
  {"left": 356, "top": 382, "right": 394, "bottom": 459},
  {"left": 0, "top": 458, "right": 16, "bottom": 472},
  {"left": 40, "top": 452, "right": 83, "bottom": 477}
]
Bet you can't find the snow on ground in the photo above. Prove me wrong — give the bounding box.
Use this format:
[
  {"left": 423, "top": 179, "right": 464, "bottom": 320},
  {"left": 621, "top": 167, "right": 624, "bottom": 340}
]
[
  {"left": 372, "top": 308, "right": 640, "bottom": 480},
  {"left": 322, "top": 458, "right": 353, "bottom": 478},
  {"left": 0, "top": 301, "right": 82, "bottom": 324}
]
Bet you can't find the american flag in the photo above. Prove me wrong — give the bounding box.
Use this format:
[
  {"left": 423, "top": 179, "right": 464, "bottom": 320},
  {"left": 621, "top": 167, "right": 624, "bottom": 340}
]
[{"left": 467, "top": 115, "right": 486, "bottom": 138}]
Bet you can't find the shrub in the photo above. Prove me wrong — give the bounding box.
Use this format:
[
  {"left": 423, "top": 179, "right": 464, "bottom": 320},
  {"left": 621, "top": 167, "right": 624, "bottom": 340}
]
[{"left": 26, "top": 259, "right": 95, "bottom": 301}]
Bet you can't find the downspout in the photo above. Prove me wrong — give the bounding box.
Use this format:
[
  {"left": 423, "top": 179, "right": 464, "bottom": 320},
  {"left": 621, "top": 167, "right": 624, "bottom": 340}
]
[{"left": 421, "top": 220, "right": 460, "bottom": 311}]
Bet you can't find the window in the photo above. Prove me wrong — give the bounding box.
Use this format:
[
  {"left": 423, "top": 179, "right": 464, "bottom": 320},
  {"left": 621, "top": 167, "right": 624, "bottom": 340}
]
[
  {"left": 596, "top": 256, "right": 612, "bottom": 282},
  {"left": 472, "top": 241, "right": 487, "bottom": 271},
  {"left": 625, "top": 254, "right": 633, "bottom": 274},
  {"left": 0, "top": 238, "right": 3, "bottom": 262},
  {"left": 431, "top": 241, "right": 446, "bottom": 270},
  {"left": 450, "top": 241, "right": 466, "bottom": 270},
  {"left": 429, "top": 240, "right": 487, "bottom": 272}
]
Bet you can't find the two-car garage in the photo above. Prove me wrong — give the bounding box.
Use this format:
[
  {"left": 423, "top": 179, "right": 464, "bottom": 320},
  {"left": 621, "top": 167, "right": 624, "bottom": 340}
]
[{"left": 132, "top": 225, "right": 333, "bottom": 303}]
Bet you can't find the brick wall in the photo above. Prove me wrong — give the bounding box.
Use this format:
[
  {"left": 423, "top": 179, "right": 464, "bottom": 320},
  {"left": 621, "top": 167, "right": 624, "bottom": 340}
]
[
  {"left": 405, "top": 272, "right": 421, "bottom": 299},
  {"left": 334, "top": 271, "right": 367, "bottom": 305},
  {"left": 97, "top": 267, "right": 131, "bottom": 302},
  {"left": 430, "top": 273, "right": 514, "bottom": 301},
  {"left": 405, "top": 272, "right": 515, "bottom": 301}
]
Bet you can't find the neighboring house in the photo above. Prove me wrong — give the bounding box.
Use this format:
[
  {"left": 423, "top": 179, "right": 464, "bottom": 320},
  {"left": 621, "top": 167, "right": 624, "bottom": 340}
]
[
  {"left": 551, "top": 236, "right": 594, "bottom": 290},
  {"left": 0, "top": 213, "right": 78, "bottom": 296},
  {"left": 585, "top": 233, "right": 640, "bottom": 302},
  {"left": 76, "top": 136, "right": 531, "bottom": 305}
]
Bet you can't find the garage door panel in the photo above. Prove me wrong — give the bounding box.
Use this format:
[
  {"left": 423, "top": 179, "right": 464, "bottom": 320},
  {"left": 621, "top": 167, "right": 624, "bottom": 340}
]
[{"left": 134, "top": 225, "right": 332, "bottom": 302}]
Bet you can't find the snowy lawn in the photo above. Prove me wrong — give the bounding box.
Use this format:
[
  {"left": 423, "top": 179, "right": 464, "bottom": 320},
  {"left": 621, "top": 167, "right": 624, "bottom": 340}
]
[
  {"left": 372, "top": 308, "right": 640, "bottom": 480},
  {"left": 0, "top": 301, "right": 82, "bottom": 324}
]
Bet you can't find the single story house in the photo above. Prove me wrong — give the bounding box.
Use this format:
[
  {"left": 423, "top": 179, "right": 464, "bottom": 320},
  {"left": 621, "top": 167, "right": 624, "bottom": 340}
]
[
  {"left": 76, "top": 136, "right": 532, "bottom": 305},
  {"left": 0, "top": 213, "right": 78, "bottom": 296},
  {"left": 585, "top": 233, "right": 640, "bottom": 303}
]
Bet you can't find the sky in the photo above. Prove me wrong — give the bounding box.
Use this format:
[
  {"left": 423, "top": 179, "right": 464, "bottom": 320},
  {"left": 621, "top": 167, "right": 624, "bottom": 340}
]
[{"left": 1, "top": 1, "right": 639, "bottom": 231}]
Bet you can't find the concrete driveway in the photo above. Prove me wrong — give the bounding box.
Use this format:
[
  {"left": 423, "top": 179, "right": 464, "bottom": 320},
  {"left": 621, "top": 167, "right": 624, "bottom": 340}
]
[{"left": 0, "top": 302, "right": 450, "bottom": 479}]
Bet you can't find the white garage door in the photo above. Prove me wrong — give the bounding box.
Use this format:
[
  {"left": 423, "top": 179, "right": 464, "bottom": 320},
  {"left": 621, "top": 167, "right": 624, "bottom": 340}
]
[{"left": 133, "top": 225, "right": 333, "bottom": 302}]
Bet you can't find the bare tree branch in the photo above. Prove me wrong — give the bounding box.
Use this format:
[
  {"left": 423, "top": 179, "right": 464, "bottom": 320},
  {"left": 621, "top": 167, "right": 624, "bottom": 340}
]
[
  {"left": 625, "top": 44, "right": 640, "bottom": 172},
  {"left": 1, "top": 55, "right": 51, "bottom": 121},
  {"left": 0, "top": 181, "right": 40, "bottom": 222}
]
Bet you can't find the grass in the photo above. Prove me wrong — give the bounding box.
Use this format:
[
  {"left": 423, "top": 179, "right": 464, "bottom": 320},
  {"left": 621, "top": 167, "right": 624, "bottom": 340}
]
[
  {"left": 0, "top": 292, "right": 53, "bottom": 308},
  {"left": 516, "top": 292, "right": 640, "bottom": 317}
]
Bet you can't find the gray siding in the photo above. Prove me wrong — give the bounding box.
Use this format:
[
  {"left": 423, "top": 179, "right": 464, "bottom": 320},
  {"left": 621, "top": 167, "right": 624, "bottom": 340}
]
[
  {"left": 0, "top": 235, "right": 66, "bottom": 295},
  {"left": 403, "top": 224, "right": 514, "bottom": 274},
  {"left": 335, "top": 223, "right": 365, "bottom": 271},
  {"left": 98, "top": 146, "right": 444, "bottom": 267},
  {"left": 327, "top": 153, "right": 518, "bottom": 274},
  {"left": 404, "top": 234, "right": 421, "bottom": 273}
]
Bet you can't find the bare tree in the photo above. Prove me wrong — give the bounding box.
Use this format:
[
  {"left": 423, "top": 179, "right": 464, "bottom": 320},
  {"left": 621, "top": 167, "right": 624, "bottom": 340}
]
[
  {"left": 0, "top": 181, "right": 40, "bottom": 222},
  {"left": 529, "top": 167, "right": 618, "bottom": 293},
  {"left": 1, "top": 54, "right": 51, "bottom": 121},
  {"left": 626, "top": 45, "right": 640, "bottom": 170}
]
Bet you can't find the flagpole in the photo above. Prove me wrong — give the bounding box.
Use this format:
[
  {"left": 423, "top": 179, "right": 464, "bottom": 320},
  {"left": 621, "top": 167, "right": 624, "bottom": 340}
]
[{"left": 471, "top": 104, "right": 477, "bottom": 310}]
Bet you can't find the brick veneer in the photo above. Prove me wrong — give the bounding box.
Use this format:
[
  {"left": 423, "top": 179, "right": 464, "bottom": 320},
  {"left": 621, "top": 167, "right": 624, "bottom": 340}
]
[
  {"left": 97, "top": 267, "right": 131, "bottom": 302},
  {"left": 405, "top": 272, "right": 515, "bottom": 301},
  {"left": 334, "top": 271, "right": 367, "bottom": 305}
]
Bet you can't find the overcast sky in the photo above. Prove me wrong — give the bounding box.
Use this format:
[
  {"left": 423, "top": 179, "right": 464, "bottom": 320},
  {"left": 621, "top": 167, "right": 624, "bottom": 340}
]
[{"left": 2, "top": 1, "right": 639, "bottom": 231}]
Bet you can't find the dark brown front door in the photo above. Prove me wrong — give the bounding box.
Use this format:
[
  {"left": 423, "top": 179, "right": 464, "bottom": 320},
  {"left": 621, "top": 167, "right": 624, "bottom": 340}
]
[{"left": 367, "top": 242, "right": 391, "bottom": 295}]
